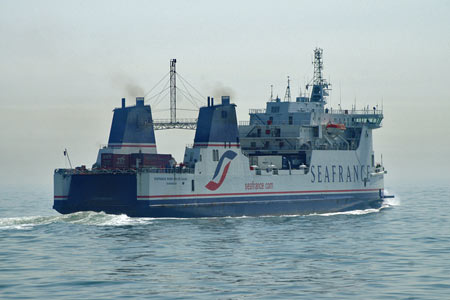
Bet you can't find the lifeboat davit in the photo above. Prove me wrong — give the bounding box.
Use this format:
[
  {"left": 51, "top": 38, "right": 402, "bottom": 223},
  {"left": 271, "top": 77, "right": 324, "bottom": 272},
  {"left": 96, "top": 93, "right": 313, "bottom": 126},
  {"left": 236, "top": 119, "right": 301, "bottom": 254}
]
[{"left": 326, "top": 123, "right": 346, "bottom": 136}]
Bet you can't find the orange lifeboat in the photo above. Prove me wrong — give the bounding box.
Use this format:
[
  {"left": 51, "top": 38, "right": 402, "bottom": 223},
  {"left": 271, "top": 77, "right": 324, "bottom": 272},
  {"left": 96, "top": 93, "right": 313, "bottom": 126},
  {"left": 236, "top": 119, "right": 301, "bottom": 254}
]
[{"left": 326, "top": 123, "right": 346, "bottom": 135}]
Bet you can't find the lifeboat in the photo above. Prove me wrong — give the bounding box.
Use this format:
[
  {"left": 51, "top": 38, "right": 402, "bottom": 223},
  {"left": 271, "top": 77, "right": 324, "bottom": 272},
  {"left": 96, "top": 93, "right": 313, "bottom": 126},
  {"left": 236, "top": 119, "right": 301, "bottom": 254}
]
[{"left": 326, "top": 123, "right": 346, "bottom": 136}]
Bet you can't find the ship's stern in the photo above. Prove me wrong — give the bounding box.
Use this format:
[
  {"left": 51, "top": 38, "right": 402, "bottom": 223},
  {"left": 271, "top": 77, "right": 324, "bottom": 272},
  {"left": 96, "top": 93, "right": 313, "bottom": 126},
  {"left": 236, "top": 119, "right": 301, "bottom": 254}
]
[
  {"left": 53, "top": 169, "right": 138, "bottom": 215},
  {"left": 53, "top": 169, "right": 72, "bottom": 213}
]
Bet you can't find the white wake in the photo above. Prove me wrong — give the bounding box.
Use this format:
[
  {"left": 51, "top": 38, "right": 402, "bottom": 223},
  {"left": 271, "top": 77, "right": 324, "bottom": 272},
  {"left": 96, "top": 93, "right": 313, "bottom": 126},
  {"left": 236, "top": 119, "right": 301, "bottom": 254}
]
[{"left": 0, "top": 211, "right": 154, "bottom": 230}]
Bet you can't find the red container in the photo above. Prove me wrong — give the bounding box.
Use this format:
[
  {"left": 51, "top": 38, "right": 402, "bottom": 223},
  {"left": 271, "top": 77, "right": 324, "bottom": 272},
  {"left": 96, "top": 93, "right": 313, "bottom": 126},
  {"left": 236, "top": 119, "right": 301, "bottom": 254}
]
[
  {"left": 112, "top": 154, "right": 129, "bottom": 168},
  {"left": 142, "top": 154, "right": 173, "bottom": 168},
  {"left": 101, "top": 153, "right": 113, "bottom": 168},
  {"left": 102, "top": 153, "right": 175, "bottom": 169}
]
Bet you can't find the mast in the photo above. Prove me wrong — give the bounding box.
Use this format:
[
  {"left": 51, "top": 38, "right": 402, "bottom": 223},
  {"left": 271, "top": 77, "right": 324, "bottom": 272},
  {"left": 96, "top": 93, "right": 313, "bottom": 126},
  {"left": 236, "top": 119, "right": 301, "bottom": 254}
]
[
  {"left": 307, "top": 48, "right": 330, "bottom": 102},
  {"left": 170, "top": 59, "right": 177, "bottom": 123},
  {"left": 313, "top": 48, "right": 324, "bottom": 86},
  {"left": 151, "top": 59, "right": 198, "bottom": 130},
  {"left": 284, "top": 76, "right": 291, "bottom": 102}
]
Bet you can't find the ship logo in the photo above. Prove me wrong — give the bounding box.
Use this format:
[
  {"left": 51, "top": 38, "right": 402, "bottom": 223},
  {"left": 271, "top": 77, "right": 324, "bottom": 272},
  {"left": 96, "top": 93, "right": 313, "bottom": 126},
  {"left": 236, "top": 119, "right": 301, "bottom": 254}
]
[{"left": 205, "top": 150, "right": 237, "bottom": 191}]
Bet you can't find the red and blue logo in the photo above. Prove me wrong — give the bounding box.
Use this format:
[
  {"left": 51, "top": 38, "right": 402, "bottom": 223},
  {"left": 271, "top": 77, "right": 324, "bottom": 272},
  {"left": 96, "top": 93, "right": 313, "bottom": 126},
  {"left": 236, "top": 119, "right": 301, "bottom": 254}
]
[{"left": 205, "top": 150, "right": 237, "bottom": 191}]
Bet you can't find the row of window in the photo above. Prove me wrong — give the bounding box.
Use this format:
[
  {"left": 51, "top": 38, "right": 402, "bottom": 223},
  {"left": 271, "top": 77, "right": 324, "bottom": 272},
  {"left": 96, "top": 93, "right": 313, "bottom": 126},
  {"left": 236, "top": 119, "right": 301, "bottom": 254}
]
[
  {"left": 267, "top": 116, "right": 294, "bottom": 125},
  {"left": 264, "top": 115, "right": 361, "bottom": 125}
]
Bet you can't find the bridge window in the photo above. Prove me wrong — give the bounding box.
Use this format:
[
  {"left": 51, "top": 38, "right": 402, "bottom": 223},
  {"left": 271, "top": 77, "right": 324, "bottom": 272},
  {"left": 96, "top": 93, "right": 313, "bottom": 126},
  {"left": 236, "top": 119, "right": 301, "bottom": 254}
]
[{"left": 271, "top": 106, "right": 280, "bottom": 113}]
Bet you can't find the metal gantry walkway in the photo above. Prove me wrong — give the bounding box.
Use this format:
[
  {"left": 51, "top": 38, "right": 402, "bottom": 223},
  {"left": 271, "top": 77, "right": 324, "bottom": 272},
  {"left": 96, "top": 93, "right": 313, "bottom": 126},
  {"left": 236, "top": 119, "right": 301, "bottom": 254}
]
[
  {"left": 145, "top": 59, "right": 203, "bottom": 130},
  {"left": 151, "top": 118, "right": 197, "bottom": 130}
]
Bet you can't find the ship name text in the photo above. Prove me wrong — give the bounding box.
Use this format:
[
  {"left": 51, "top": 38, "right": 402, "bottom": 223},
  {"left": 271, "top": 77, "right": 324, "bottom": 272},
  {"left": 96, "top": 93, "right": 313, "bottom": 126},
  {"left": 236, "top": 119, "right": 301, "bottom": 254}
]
[
  {"left": 310, "top": 165, "right": 370, "bottom": 183},
  {"left": 245, "top": 182, "right": 274, "bottom": 190}
]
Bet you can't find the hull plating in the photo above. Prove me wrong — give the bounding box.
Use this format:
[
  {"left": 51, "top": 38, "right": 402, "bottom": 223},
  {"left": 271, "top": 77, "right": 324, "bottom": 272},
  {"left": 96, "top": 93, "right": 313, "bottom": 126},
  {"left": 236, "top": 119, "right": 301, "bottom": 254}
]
[
  {"left": 53, "top": 196, "right": 383, "bottom": 218},
  {"left": 53, "top": 173, "right": 383, "bottom": 217}
]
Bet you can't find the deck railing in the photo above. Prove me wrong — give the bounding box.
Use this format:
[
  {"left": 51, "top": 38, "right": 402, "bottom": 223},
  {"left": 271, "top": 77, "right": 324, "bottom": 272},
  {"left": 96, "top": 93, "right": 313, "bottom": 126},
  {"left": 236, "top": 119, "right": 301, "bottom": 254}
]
[
  {"left": 55, "top": 167, "right": 195, "bottom": 175},
  {"left": 327, "top": 108, "right": 383, "bottom": 115},
  {"left": 248, "top": 107, "right": 383, "bottom": 116},
  {"left": 249, "top": 108, "right": 266, "bottom": 114}
]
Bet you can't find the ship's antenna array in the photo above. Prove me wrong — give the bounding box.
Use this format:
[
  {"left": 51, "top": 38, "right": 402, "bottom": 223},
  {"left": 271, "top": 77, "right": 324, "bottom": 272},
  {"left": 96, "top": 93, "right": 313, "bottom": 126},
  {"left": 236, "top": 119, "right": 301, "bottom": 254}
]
[
  {"left": 306, "top": 48, "right": 331, "bottom": 102},
  {"left": 313, "top": 48, "right": 324, "bottom": 86}
]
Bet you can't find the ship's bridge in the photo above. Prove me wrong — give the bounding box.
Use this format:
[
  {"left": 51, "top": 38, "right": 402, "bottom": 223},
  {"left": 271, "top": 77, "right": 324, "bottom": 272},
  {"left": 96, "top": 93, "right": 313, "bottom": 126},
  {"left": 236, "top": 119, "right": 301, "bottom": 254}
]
[
  {"left": 239, "top": 101, "right": 383, "bottom": 156},
  {"left": 325, "top": 108, "right": 383, "bottom": 129},
  {"left": 247, "top": 101, "right": 383, "bottom": 129},
  {"left": 249, "top": 100, "right": 326, "bottom": 127}
]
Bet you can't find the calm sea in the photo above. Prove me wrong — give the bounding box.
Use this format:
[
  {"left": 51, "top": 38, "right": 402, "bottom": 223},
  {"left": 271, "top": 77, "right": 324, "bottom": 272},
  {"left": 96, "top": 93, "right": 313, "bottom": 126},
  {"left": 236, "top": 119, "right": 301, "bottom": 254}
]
[{"left": 1, "top": 183, "right": 449, "bottom": 299}]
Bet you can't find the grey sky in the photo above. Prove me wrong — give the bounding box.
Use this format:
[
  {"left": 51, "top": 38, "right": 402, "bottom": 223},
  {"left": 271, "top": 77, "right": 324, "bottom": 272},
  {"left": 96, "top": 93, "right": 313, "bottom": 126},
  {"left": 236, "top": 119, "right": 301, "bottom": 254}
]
[{"left": 1, "top": 0, "right": 449, "bottom": 187}]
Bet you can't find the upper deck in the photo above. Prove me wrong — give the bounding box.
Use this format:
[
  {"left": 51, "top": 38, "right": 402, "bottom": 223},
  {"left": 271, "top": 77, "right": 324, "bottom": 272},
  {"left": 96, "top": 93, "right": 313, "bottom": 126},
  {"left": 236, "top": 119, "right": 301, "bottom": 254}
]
[
  {"left": 238, "top": 47, "right": 383, "bottom": 156},
  {"left": 246, "top": 101, "right": 383, "bottom": 129}
]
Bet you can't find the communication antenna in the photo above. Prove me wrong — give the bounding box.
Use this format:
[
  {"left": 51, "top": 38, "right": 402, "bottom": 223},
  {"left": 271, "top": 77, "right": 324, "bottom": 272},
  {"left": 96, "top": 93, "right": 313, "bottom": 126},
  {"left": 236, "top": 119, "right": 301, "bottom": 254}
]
[
  {"left": 270, "top": 84, "right": 274, "bottom": 101},
  {"left": 298, "top": 85, "right": 302, "bottom": 97},
  {"left": 284, "top": 76, "right": 291, "bottom": 102}
]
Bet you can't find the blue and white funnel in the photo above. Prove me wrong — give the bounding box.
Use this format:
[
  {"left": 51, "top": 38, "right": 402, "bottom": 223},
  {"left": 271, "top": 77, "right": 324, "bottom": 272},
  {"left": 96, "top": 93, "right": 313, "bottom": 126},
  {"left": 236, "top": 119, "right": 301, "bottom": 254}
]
[
  {"left": 194, "top": 96, "right": 240, "bottom": 147},
  {"left": 107, "top": 97, "right": 157, "bottom": 154}
]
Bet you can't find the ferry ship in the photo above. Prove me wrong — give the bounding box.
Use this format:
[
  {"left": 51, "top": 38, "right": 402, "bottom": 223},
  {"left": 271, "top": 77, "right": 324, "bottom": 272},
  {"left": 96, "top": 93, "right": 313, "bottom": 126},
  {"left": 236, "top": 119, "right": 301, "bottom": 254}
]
[{"left": 54, "top": 49, "right": 388, "bottom": 217}]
